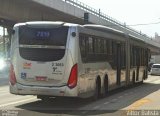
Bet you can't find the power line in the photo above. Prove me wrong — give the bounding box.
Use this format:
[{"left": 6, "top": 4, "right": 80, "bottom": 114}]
[{"left": 127, "top": 21, "right": 160, "bottom": 26}]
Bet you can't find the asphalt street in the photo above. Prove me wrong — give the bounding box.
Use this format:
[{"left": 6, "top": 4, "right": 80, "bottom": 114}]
[{"left": 0, "top": 73, "right": 160, "bottom": 116}]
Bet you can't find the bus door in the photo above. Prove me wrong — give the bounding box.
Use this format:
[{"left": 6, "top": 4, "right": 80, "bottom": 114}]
[
  {"left": 116, "top": 43, "right": 121, "bottom": 86},
  {"left": 136, "top": 48, "right": 140, "bottom": 81}
]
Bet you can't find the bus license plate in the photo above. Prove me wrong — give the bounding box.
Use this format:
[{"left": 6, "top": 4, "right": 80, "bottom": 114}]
[{"left": 36, "top": 76, "right": 47, "bottom": 81}]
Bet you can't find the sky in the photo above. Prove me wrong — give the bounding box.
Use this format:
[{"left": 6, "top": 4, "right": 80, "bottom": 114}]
[
  {"left": 0, "top": 0, "right": 159, "bottom": 37},
  {"left": 79, "top": 0, "right": 160, "bottom": 37}
]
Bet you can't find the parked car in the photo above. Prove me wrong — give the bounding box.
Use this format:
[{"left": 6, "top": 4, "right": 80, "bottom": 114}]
[{"left": 150, "top": 64, "right": 160, "bottom": 75}]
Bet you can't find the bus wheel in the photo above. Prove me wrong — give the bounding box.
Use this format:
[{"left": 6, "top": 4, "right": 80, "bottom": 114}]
[
  {"left": 102, "top": 77, "right": 108, "bottom": 97},
  {"left": 143, "top": 70, "right": 146, "bottom": 80},
  {"left": 132, "top": 72, "right": 136, "bottom": 84},
  {"left": 93, "top": 78, "right": 101, "bottom": 100},
  {"left": 140, "top": 71, "right": 145, "bottom": 84}
]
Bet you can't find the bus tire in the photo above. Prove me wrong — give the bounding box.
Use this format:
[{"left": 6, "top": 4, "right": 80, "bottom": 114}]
[
  {"left": 93, "top": 77, "right": 101, "bottom": 100},
  {"left": 102, "top": 76, "right": 108, "bottom": 97},
  {"left": 140, "top": 70, "right": 146, "bottom": 84},
  {"left": 132, "top": 71, "right": 136, "bottom": 84},
  {"left": 143, "top": 70, "right": 146, "bottom": 80}
]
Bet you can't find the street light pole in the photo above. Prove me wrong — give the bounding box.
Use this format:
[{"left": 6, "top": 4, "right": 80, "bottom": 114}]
[{"left": 3, "top": 27, "right": 5, "bottom": 58}]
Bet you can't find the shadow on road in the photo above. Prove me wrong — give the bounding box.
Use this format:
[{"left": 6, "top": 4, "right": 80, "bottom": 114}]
[{"left": 15, "top": 81, "right": 160, "bottom": 116}]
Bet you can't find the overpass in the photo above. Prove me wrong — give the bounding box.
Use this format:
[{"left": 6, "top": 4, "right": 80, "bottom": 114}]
[{"left": 0, "top": 0, "right": 160, "bottom": 54}]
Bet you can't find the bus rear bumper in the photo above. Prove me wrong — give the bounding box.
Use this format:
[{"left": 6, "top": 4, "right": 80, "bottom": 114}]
[{"left": 10, "top": 83, "right": 78, "bottom": 97}]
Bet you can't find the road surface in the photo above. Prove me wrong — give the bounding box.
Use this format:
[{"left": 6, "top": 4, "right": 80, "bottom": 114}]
[{"left": 0, "top": 74, "right": 160, "bottom": 116}]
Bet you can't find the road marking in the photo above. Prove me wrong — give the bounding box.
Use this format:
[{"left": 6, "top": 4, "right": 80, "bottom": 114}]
[
  {"left": 0, "top": 91, "right": 9, "bottom": 94},
  {"left": 104, "top": 102, "right": 109, "bottom": 105},
  {"left": 145, "top": 79, "right": 160, "bottom": 83},
  {"left": 82, "top": 111, "right": 88, "bottom": 114},
  {"left": 0, "top": 86, "right": 9, "bottom": 90},
  {"left": 112, "top": 99, "right": 117, "bottom": 102},
  {"left": 153, "top": 80, "right": 160, "bottom": 84},
  {"left": 0, "top": 97, "right": 36, "bottom": 108},
  {"left": 118, "top": 96, "right": 123, "bottom": 98},
  {"left": 0, "top": 92, "right": 10, "bottom": 96},
  {"left": 129, "top": 92, "right": 133, "bottom": 94},
  {"left": 0, "top": 91, "right": 10, "bottom": 96},
  {"left": 127, "top": 98, "right": 152, "bottom": 110},
  {"left": 93, "top": 106, "right": 100, "bottom": 109}
]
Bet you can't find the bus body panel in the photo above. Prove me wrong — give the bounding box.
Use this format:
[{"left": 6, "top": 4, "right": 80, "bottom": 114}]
[
  {"left": 10, "top": 21, "right": 149, "bottom": 99},
  {"left": 10, "top": 83, "right": 78, "bottom": 97},
  {"left": 10, "top": 22, "right": 79, "bottom": 97}
]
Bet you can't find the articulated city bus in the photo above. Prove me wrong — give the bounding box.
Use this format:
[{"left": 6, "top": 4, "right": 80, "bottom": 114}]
[{"left": 10, "top": 21, "right": 149, "bottom": 100}]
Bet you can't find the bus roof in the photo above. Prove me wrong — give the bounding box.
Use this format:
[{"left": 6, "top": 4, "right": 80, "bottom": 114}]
[
  {"left": 83, "top": 24, "right": 124, "bottom": 36},
  {"left": 14, "top": 21, "right": 79, "bottom": 28}
]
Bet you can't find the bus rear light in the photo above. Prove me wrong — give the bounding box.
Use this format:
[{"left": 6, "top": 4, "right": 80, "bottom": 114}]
[
  {"left": 9, "top": 64, "right": 17, "bottom": 86},
  {"left": 67, "top": 64, "right": 78, "bottom": 89}
]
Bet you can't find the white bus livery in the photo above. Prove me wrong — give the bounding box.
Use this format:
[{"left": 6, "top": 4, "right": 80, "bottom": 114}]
[{"left": 10, "top": 21, "right": 150, "bottom": 100}]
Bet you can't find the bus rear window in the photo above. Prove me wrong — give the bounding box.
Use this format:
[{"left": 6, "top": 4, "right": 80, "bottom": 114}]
[
  {"left": 19, "top": 26, "right": 69, "bottom": 46},
  {"left": 152, "top": 65, "right": 160, "bottom": 68}
]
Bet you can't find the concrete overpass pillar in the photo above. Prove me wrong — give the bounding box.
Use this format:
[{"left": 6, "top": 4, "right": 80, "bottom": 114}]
[
  {"left": 7, "top": 28, "right": 12, "bottom": 58},
  {"left": 0, "top": 26, "right": 10, "bottom": 59},
  {"left": 2, "top": 26, "right": 6, "bottom": 58}
]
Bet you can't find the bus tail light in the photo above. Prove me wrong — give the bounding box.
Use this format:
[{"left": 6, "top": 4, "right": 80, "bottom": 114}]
[
  {"left": 10, "top": 64, "right": 17, "bottom": 86},
  {"left": 67, "top": 64, "right": 78, "bottom": 89}
]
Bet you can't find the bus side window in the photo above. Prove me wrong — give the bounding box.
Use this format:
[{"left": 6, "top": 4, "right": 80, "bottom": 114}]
[
  {"left": 79, "top": 35, "right": 87, "bottom": 61},
  {"left": 100, "top": 39, "right": 104, "bottom": 53},
  {"left": 104, "top": 40, "right": 107, "bottom": 54},
  {"left": 88, "top": 37, "right": 93, "bottom": 54},
  {"left": 94, "top": 38, "right": 98, "bottom": 54},
  {"left": 107, "top": 40, "right": 111, "bottom": 55}
]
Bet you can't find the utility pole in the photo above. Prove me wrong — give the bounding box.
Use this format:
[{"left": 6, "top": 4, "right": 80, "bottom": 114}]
[{"left": 84, "top": 12, "right": 89, "bottom": 24}]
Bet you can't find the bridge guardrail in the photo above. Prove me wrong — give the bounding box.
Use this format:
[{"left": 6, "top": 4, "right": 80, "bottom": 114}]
[{"left": 64, "top": 0, "right": 152, "bottom": 41}]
